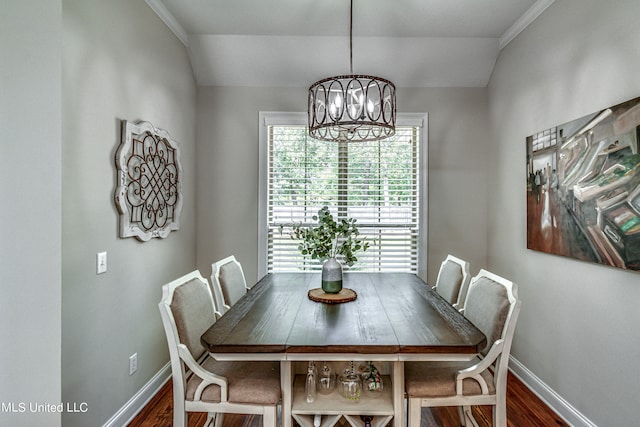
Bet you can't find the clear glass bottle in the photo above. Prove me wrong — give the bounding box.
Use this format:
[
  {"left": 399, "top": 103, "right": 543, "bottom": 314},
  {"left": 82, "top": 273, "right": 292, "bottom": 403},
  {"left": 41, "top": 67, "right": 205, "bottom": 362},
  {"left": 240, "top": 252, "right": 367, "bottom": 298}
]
[
  {"left": 305, "top": 362, "right": 317, "bottom": 403},
  {"left": 339, "top": 361, "right": 362, "bottom": 402},
  {"left": 317, "top": 362, "right": 335, "bottom": 395}
]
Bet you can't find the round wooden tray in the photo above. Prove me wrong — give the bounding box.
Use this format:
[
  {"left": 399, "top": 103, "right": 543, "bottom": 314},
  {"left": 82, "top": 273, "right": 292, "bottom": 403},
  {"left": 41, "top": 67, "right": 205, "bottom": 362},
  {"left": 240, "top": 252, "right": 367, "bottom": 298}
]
[{"left": 308, "top": 287, "right": 357, "bottom": 304}]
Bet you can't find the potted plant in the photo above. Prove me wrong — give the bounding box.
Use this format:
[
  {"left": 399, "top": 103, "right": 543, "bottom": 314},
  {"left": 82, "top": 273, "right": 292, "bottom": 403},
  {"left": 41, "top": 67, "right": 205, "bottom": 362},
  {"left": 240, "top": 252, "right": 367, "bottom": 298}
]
[{"left": 286, "top": 206, "right": 369, "bottom": 294}]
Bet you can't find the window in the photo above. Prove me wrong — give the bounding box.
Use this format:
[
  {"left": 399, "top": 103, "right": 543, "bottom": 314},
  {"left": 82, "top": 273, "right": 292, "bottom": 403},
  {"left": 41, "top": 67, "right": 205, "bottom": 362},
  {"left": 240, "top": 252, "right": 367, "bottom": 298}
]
[{"left": 258, "top": 112, "right": 427, "bottom": 277}]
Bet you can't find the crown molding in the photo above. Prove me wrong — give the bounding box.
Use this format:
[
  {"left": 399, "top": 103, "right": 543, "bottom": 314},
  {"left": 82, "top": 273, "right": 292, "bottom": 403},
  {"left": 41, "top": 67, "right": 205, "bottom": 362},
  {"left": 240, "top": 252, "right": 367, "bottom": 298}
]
[
  {"left": 499, "top": 0, "right": 556, "bottom": 50},
  {"left": 145, "top": 0, "right": 188, "bottom": 46}
]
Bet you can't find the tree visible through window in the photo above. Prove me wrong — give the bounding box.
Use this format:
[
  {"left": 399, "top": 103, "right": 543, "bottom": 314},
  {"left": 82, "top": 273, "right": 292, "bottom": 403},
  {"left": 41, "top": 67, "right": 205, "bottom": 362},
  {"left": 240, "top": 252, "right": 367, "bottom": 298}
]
[{"left": 263, "top": 121, "right": 422, "bottom": 274}]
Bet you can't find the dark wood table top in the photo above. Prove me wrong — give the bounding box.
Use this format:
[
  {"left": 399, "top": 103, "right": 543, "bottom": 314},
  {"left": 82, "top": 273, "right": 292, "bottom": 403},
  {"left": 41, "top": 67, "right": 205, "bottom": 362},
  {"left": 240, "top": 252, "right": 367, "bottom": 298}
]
[{"left": 201, "top": 272, "right": 486, "bottom": 357}]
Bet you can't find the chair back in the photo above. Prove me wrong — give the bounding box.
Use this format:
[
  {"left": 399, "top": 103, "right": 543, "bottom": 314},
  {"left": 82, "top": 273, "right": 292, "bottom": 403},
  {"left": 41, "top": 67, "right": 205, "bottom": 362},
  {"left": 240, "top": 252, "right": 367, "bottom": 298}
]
[
  {"left": 434, "top": 254, "right": 470, "bottom": 306},
  {"left": 211, "top": 255, "right": 248, "bottom": 312},
  {"left": 158, "top": 271, "right": 217, "bottom": 397},
  {"left": 462, "top": 269, "right": 521, "bottom": 388}
]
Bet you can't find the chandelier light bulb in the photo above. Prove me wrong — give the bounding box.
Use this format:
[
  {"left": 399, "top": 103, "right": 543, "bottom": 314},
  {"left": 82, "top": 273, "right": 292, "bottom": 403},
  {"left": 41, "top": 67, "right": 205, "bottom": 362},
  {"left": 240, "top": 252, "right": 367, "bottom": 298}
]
[{"left": 334, "top": 93, "right": 343, "bottom": 109}]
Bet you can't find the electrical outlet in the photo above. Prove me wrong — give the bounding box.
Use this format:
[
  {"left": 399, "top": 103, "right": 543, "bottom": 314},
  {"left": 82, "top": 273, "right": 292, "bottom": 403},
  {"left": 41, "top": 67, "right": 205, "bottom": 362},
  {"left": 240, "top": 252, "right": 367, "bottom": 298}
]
[
  {"left": 96, "top": 252, "right": 107, "bottom": 274},
  {"left": 129, "top": 353, "right": 137, "bottom": 375}
]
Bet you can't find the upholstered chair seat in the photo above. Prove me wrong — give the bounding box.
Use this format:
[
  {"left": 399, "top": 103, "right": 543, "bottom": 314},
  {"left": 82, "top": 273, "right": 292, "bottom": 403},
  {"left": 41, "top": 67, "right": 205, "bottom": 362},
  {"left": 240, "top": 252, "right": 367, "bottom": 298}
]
[
  {"left": 187, "top": 359, "right": 281, "bottom": 405},
  {"left": 405, "top": 359, "right": 495, "bottom": 398}
]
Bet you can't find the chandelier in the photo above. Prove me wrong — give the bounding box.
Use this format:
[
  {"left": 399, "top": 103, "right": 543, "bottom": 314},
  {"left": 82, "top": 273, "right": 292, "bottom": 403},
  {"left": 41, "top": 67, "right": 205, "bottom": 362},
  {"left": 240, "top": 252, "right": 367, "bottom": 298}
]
[{"left": 308, "top": 0, "right": 396, "bottom": 142}]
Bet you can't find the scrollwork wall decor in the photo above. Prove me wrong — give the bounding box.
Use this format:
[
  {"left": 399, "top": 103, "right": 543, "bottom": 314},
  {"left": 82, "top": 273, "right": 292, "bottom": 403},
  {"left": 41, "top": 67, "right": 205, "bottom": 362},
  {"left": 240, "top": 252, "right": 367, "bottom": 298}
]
[{"left": 115, "top": 120, "right": 183, "bottom": 241}]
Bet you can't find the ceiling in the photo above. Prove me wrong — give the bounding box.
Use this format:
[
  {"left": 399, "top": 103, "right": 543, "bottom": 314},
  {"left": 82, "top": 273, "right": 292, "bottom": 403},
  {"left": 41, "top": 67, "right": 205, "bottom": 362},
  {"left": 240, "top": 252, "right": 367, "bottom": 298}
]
[{"left": 146, "top": 0, "right": 555, "bottom": 88}]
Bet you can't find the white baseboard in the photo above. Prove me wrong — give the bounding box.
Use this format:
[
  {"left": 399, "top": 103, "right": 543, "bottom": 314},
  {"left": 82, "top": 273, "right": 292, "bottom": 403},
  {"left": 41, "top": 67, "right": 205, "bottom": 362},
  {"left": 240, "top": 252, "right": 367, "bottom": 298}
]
[
  {"left": 103, "top": 362, "right": 172, "bottom": 427},
  {"left": 509, "top": 356, "right": 596, "bottom": 427}
]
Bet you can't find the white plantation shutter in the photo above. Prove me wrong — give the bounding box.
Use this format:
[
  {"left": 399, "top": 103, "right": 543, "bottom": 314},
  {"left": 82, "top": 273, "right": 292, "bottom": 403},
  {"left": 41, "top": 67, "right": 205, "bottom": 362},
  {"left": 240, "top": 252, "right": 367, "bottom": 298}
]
[{"left": 263, "top": 117, "right": 423, "bottom": 274}]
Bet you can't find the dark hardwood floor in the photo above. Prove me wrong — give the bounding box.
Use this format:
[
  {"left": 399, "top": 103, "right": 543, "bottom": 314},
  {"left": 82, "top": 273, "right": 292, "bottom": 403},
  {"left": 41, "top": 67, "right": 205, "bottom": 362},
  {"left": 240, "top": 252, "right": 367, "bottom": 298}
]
[{"left": 128, "top": 371, "right": 568, "bottom": 427}]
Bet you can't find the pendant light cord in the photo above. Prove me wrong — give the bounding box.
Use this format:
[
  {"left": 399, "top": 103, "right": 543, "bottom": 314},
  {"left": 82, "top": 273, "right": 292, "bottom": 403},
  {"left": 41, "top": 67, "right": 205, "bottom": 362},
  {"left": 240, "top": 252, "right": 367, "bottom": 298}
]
[{"left": 349, "top": 0, "right": 353, "bottom": 74}]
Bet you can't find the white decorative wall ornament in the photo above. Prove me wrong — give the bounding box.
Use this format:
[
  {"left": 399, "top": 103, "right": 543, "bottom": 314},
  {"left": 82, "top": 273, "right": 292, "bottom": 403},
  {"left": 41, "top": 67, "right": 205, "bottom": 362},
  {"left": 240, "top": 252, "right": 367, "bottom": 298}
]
[{"left": 115, "top": 120, "right": 183, "bottom": 241}]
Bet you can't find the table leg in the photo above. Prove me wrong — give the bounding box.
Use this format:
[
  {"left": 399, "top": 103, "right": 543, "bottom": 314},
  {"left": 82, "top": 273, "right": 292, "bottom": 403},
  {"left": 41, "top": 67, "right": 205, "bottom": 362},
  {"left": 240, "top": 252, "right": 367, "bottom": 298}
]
[
  {"left": 281, "top": 360, "right": 292, "bottom": 427},
  {"left": 393, "top": 361, "right": 404, "bottom": 427}
]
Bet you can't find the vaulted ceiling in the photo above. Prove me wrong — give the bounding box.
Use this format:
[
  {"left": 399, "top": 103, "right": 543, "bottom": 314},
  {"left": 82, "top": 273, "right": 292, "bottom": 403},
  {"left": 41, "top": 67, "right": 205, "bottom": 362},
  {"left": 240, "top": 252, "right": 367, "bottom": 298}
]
[{"left": 146, "top": 0, "right": 554, "bottom": 87}]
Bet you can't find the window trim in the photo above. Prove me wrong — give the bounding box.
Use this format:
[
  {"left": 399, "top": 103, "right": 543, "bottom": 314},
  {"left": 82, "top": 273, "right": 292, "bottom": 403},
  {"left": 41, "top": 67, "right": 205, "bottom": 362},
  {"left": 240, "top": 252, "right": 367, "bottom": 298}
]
[{"left": 258, "top": 111, "right": 428, "bottom": 279}]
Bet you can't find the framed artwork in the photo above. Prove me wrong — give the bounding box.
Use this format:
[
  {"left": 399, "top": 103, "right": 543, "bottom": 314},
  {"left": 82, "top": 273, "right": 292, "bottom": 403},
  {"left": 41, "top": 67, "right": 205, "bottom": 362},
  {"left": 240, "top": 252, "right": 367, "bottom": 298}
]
[
  {"left": 526, "top": 96, "right": 640, "bottom": 271},
  {"left": 115, "top": 120, "right": 183, "bottom": 241}
]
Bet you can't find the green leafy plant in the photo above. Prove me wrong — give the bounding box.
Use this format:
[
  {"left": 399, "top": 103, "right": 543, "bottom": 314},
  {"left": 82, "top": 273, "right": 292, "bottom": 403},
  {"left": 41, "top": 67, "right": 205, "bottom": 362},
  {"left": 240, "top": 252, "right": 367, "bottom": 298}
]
[{"left": 284, "top": 206, "right": 369, "bottom": 266}]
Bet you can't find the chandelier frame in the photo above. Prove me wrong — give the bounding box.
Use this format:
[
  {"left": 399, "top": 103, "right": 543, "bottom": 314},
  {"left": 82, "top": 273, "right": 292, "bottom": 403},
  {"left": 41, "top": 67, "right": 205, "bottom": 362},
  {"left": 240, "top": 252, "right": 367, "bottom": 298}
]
[{"left": 307, "top": 0, "right": 396, "bottom": 142}]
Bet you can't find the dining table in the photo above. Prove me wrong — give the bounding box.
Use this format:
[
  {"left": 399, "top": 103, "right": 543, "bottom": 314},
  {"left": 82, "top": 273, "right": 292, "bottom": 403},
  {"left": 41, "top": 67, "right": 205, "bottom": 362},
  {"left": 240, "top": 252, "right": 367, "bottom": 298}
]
[{"left": 200, "top": 272, "right": 486, "bottom": 427}]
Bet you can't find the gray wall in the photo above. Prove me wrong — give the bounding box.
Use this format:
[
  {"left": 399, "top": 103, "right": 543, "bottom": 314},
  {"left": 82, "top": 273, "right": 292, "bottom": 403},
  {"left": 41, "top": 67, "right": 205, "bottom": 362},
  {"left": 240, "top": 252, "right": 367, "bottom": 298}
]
[
  {"left": 195, "top": 86, "right": 491, "bottom": 286},
  {"left": 487, "top": 0, "right": 640, "bottom": 425},
  {"left": 1, "top": 1, "right": 62, "bottom": 426},
  {"left": 61, "top": 0, "right": 196, "bottom": 425}
]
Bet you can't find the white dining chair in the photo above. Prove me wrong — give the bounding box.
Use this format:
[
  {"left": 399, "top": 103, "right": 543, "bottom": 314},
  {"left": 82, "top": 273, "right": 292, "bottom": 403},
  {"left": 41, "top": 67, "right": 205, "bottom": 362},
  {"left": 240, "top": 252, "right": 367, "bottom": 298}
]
[
  {"left": 432, "top": 254, "right": 471, "bottom": 309},
  {"left": 211, "top": 255, "right": 250, "bottom": 315},
  {"left": 406, "top": 269, "right": 522, "bottom": 427},
  {"left": 158, "top": 270, "right": 280, "bottom": 427}
]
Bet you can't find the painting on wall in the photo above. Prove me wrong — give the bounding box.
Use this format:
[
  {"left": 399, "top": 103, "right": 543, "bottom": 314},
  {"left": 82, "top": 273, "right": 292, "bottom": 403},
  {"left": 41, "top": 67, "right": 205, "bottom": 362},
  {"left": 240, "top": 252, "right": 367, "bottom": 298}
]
[
  {"left": 527, "top": 96, "right": 640, "bottom": 271},
  {"left": 115, "top": 120, "right": 183, "bottom": 242}
]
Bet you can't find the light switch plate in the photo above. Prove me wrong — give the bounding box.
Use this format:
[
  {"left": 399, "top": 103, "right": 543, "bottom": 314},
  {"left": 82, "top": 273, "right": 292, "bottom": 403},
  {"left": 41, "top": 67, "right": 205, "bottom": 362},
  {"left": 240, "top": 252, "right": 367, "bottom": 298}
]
[{"left": 97, "top": 252, "right": 107, "bottom": 274}]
